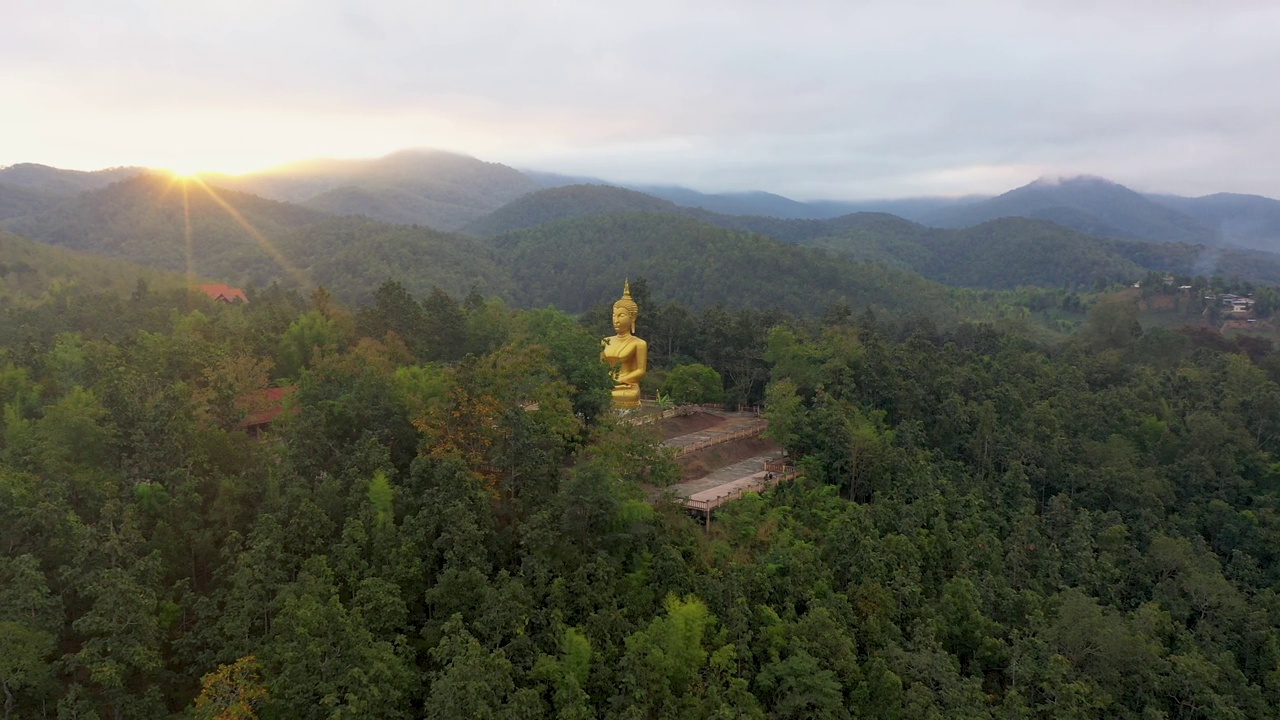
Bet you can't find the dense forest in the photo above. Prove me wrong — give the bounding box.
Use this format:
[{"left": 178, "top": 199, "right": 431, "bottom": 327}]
[{"left": 2, "top": 269, "right": 1280, "bottom": 718}]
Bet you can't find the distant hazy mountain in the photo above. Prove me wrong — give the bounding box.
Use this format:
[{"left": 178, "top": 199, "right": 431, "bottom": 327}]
[
  {"left": 205, "top": 149, "right": 541, "bottom": 230},
  {"left": 631, "top": 185, "right": 833, "bottom": 219},
  {"left": 2, "top": 173, "right": 329, "bottom": 287},
  {"left": 519, "top": 169, "right": 985, "bottom": 221},
  {"left": 522, "top": 170, "right": 611, "bottom": 188},
  {"left": 807, "top": 217, "right": 1147, "bottom": 289},
  {"left": 464, "top": 184, "right": 682, "bottom": 235},
  {"left": 0, "top": 183, "right": 65, "bottom": 221},
  {"left": 805, "top": 197, "right": 988, "bottom": 223},
  {"left": 1147, "top": 192, "right": 1280, "bottom": 253},
  {"left": 923, "top": 176, "right": 1218, "bottom": 245},
  {"left": 0, "top": 163, "right": 145, "bottom": 194},
  {"left": 0, "top": 164, "right": 148, "bottom": 221},
  {"left": 469, "top": 184, "right": 961, "bottom": 246},
  {"left": 808, "top": 214, "right": 1280, "bottom": 290}
]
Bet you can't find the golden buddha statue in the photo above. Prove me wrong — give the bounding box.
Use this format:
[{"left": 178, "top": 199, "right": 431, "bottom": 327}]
[{"left": 601, "top": 280, "right": 648, "bottom": 409}]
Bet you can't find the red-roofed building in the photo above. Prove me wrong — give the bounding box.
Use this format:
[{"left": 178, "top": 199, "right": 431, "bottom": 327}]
[
  {"left": 198, "top": 283, "right": 249, "bottom": 303},
  {"left": 239, "top": 386, "right": 296, "bottom": 436}
]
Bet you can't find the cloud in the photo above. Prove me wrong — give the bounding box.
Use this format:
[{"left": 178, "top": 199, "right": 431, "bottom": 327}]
[{"left": 4, "top": 0, "right": 1280, "bottom": 198}]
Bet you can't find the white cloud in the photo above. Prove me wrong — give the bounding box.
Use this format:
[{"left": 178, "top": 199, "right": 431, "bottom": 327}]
[{"left": 4, "top": 0, "right": 1280, "bottom": 198}]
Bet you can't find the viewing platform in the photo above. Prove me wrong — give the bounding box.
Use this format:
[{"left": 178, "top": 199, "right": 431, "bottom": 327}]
[{"left": 653, "top": 408, "right": 798, "bottom": 529}]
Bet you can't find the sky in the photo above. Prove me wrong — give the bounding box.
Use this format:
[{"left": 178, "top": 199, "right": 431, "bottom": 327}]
[{"left": 4, "top": 0, "right": 1280, "bottom": 200}]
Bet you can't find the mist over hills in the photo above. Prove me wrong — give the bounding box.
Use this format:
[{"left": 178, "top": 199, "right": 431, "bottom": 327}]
[
  {"left": 1148, "top": 192, "right": 1280, "bottom": 251},
  {"left": 921, "top": 176, "right": 1219, "bottom": 245},
  {"left": 203, "top": 149, "right": 541, "bottom": 230},
  {"left": 526, "top": 169, "right": 977, "bottom": 222}
]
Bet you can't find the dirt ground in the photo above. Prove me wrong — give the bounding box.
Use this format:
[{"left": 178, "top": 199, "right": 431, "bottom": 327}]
[
  {"left": 653, "top": 411, "right": 725, "bottom": 441},
  {"left": 677, "top": 436, "right": 781, "bottom": 482}
]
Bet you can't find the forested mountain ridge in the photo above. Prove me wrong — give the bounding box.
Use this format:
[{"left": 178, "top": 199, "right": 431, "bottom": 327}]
[
  {"left": 0, "top": 182, "right": 65, "bottom": 221},
  {"left": 0, "top": 229, "right": 188, "bottom": 306},
  {"left": 274, "top": 216, "right": 508, "bottom": 305},
  {"left": 1, "top": 173, "right": 330, "bottom": 287},
  {"left": 9, "top": 167, "right": 1280, "bottom": 328},
  {"left": 472, "top": 187, "right": 1280, "bottom": 291},
  {"left": 487, "top": 211, "right": 1008, "bottom": 323},
  {"left": 527, "top": 170, "right": 983, "bottom": 221},
  {"left": 808, "top": 217, "right": 1223, "bottom": 290},
  {"left": 0, "top": 162, "right": 145, "bottom": 194},
  {"left": 203, "top": 149, "right": 542, "bottom": 230},
  {"left": 468, "top": 183, "right": 966, "bottom": 241},
  {"left": 463, "top": 184, "right": 684, "bottom": 235},
  {"left": 0, "top": 164, "right": 149, "bottom": 221}
]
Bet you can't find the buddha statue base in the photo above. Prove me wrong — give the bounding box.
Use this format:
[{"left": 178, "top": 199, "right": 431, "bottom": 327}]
[{"left": 612, "top": 383, "right": 641, "bottom": 409}]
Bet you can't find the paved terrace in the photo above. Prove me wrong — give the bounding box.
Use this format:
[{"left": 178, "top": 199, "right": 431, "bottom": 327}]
[
  {"left": 658, "top": 411, "right": 796, "bottom": 519},
  {"left": 663, "top": 411, "right": 768, "bottom": 454}
]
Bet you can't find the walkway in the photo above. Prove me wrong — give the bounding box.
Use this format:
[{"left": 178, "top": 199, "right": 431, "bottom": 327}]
[
  {"left": 670, "top": 452, "right": 783, "bottom": 498},
  {"left": 662, "top": 411, "right": 768, "bottom": 456},
  {"left": 657, "top": 411, "right": 798, "bottom": 523}
]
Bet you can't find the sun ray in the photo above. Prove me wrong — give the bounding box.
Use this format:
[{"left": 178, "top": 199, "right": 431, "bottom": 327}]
[
  {"left": 182, "top": 182, "right": 195, "bottom": 300},
  {"left": 188, "top": 176, "right": 309, "bottom": 289},
  {"left": 159, "top": 169, "right": 200, "bottom": 199}
]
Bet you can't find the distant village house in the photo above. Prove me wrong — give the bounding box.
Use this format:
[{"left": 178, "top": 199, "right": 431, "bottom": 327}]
[
  {"left": 198, "top": 283, "right": 249, "bottom": 303},
  {"left": 238, "top": 386, "right": 296, "bottom": 437}
]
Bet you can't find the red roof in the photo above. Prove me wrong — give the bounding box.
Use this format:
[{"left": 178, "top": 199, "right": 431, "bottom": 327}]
[
  {"left": 239, "top": 386, "right": 296, "bottom": 428},
  {"left": 198, "top": 283, "right": 248, "bottom": 303}
]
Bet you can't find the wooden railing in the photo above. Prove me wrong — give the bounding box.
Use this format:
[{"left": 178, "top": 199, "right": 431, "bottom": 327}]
[
  {"left": 681, "top": 465, "right": 801, "bottom": 514},
  {"left": 673, "top": 423, "right": 767, "bottom": 457}
]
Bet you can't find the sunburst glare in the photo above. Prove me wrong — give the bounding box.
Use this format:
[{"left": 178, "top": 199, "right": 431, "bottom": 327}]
[{"left": 188, "top": 176, "right": 309, "bottom": 289}]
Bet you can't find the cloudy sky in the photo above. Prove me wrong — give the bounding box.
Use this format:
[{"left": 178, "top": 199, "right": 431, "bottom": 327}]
[{"left": 4, "top": 0, "right": 1279, "bottom": 199}]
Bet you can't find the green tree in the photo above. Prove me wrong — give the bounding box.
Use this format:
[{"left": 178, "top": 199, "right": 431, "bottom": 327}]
[{"left": 660, "top": 363, "right": 723, "bottom": 405}]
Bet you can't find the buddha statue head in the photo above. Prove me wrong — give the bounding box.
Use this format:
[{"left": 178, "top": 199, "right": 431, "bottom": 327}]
[{"left": 612, "top": 280, "right": 639, "bottom": 336}]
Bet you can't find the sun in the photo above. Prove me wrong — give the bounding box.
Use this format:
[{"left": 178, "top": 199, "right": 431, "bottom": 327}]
[{"left": 166, "top": 165, "right": 202, "bottom": 179}]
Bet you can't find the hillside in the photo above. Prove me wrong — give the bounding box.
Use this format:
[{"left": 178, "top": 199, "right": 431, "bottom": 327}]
[
  {"left": 466, "top": 184, "right": 1280, "bottom": 295},
  {"left": 468, "top": 183, "right": 935, "bottom": 246},
  {"left": 808, "top": 218, "right": 1145, "bottom": 289},
  {"left": 487, "top": 212, "right": 993, "bottom": 321},
  {"left": 1149, "top": 192, "right": 1280, "bottom": 253},
  {"left": 0, "top": 163, "right": 145, "bottom": 194},
  {"left": 274, "top": 216, "right": 509, "bottom": 305},
  {"left": 464, "top": 184, "right": 681, "bottom": 235},
  {"left": 0, "top": 182, "right": 66, "bottom": 221},
  {"left": 923, "top": 176, "right": 1217, "bottom": 245},
  {"left": 205, "top": 149, "right": 542, "bottom": 229},
  {"left": 2, "top": 173, "right": 329, "bottom": 287},
  {"left": 809, "top": 216, "right": 1280, "bottom": 290},
  {"left": 0, "top": 229, "right": 188, "bottom": 306}
]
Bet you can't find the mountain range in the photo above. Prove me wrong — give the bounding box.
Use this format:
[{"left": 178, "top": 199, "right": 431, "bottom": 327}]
[
  {"left": 6, "top": 150, "right": 1280, "bottom": 252},
  {"left": 5, "top": 150, "right": 1280, "bottom": 317}
]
